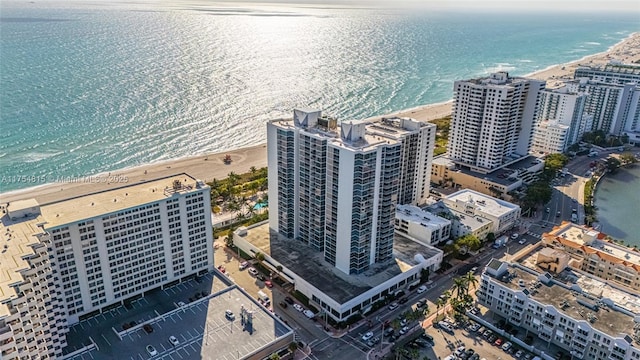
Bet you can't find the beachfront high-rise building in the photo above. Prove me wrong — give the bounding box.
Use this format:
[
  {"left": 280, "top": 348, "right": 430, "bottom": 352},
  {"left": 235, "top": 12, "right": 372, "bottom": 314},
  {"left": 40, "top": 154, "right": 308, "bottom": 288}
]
[
  {"left": 571, "top": 62, "right": 640, "bottom": 136},
  {"left": 448, "top": 72, "right": 545, "bottom": 173},
  {"left": 531, "top": 86, "right": 592, "bottom": 155},
  {"left": 0, "top": 174, "right": 214, "bottom": 359},
  {"left": 267, "top": 110, "right": 435, "bottom": 275}
]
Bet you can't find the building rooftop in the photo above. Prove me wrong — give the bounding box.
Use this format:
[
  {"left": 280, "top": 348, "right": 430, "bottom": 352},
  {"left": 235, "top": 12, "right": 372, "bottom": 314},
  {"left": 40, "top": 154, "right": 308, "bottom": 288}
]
[
  {"left": 509, "top": 248, "right": 640, "bottom": 340},
  {"left": 444, "top": 189, "right": 519, "bottom": 217},
  {"left": 543, "top": 222, "right": 640, "bottom": 272},
  {"left": 396, "top": 204, "right": 450, "bottom": 229},
  {"left": 0, "top": 211, "right": 46, "bottom": 316},
  {"left": 65, "top": 283, "right": 293, "bottom": 360},
  {"left": 237, "top": 222, "right": 441, "bottom": 304},
  {"left": 40, "top": 174, "right": 205, "bottom": 229}
]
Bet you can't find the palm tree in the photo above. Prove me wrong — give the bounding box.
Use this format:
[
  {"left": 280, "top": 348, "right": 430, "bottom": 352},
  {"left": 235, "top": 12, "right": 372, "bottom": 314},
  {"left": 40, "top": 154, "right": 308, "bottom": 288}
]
[
  {"left": 227, "top": 171, "right": 240, "bottom": 187},
  {"left": 250, "top": 166, "right": 257, "bottom": 178},
  {"left": 452, "top": 277, "right": 467, "bottom": 300},
  {"left": 435, "top": 298, "right": 445, "bottom": 319},
  {"left": 269, "top": 353, "right": 280, "bottom": 360},
  {"left": 463, "top": 271, "right": 478, "bottom": 295}
]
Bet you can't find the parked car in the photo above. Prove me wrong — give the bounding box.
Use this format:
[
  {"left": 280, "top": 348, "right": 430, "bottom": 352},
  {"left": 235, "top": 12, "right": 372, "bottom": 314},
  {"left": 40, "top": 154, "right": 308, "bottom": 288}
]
[
  {"left": 279, "top": 301, "right": 288, "bottom": 308},
  {"left": 169, "top": 335, "right": 179, "bottom": 346},
  {"left": 248, "top": 268, "right": 259, "bottom": 276},
  {"left": 264, "top": 280, "right": 273, "bottom": 288},
  {"left": 177, "top": 301, "right": 186, "bottom": 307},
  {"left": 399, "top": 297, "right": 409, "bottom": 304},
  {"left": 399, "top": 318, "right": 408, "bottom": 326},
  {"left": 143, "top": 324, "right": 153, "bottom": 334},
  {"left": 388, "top": 302, "right": 399, "bottom": 310},
  {"left": 217, "top": 265, "right": 226, "bottom": 273},
  {"left": 416, "top": 285, "right": 427, "bottom": 293},
  {"left": 421, "top": 333, "right": 434, "bottom": 343},
  {"left": 515, "top": 350, "right": 524, "bottom": 358},
  {"left": 494, "top": 338, "right": 504, "bottom": 346},
  {"left": 362, "top": 331, "right": 374, "bottom": 341},
  {"left": 511, "top": 233, "right": 519, "bottom": 239},
  {"left": 488, "top": 334, "right": 498, "bottom": 343},
  {"left": 501, "top": 341, "right": 512, "bottom": 351},
  {"left": 415, "top": 299, "right": 427, "bottom": 308},
  {"left": 414, "top": 338, "right": 431, "bottom": 347},
  {"left": 438, "top": 321, "right": 454, "bottom": 334},
  {"left": 383, "top": 328, "right": 395, "bottom": 337},
  {"left": 284, "top": 296, "right": 294, "bottom": 305},
  {"left": 518, "top": 238, "right": 527, "bottom": 244},
  {"left": 303, "top": 309, "right": 315, "bottom": 319},
  {"left": 399, "top": 326, "right": 409, "bottom": 335},
  {"left": 256, "top": 274, "right": 266, "bottom": 281},
  {"left": 366, "top": 337, "right": 380, "bottom": 347},
  {"left": 239, "top": 261, "right": 249, "bottom": 270},
  {"left": 293, "top": 303, "right": 304, "bottom": 312},
  {"left": 225, "top": 310, "right": 235, "bottom": 321},
  {"left": 146, "top": 345, "right": 157, "bottom": 356}
]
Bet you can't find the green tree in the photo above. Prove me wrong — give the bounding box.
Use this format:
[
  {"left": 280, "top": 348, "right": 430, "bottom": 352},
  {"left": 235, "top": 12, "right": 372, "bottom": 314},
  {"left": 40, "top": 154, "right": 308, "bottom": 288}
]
[
  {"left": 255, "top": 252, "right": 265, "bottom": 266},
  {"left": 269, "top": 353, "right": 280, "bottom": 360},
  {"left": 288, "top": 342, "right": 298, "bottom": 352},
  {"left": 606, "top": 157, "right": 621, "bottom": 173},
  {"left": 456, "top": 234, "right": 481, "bottom": 251},
  {"left": 451, "top": 277, "right": 468, "bottom": 300},
  {"left": 485, "top": 232, "right": 495, "bottom": 244},
  {"left": 463, "top": 271, "right": 478, "bottom": 295},
  {"left": 225, "top": 229, "right": 235, "bottom": 247},
  {"left": 620, "top": 152, "right": 638, "bottom": 165}
]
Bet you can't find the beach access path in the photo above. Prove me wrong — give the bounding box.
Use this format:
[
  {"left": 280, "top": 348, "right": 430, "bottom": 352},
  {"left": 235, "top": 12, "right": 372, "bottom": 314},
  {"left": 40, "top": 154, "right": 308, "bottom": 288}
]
[{"left": 2, "top": 32, "right": 639, "bottom": 205}]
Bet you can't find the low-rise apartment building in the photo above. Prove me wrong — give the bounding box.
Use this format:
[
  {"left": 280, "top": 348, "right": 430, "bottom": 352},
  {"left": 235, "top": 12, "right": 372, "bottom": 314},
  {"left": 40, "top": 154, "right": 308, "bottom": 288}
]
[
  {"left": 477, "top": 257, "right": 640, "bottom": 360},
  {"left": 395, "top": 204, "right": 452, "bottom": 246},
  {"left": 541, "top": 222, "right": 640, "bottom": 292}
]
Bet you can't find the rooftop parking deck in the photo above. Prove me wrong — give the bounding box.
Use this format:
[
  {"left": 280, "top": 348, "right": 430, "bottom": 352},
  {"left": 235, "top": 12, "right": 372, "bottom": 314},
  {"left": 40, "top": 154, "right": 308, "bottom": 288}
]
[{"left": 65, "top": 273, "right": 293, "bottom": 360}]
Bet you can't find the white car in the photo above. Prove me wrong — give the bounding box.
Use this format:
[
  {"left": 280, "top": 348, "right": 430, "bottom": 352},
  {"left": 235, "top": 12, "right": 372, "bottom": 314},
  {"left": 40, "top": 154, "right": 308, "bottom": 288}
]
[
  {"left": 248, "top": 268, "right": 259, "bottom": 276},
  {"left": 502, "top": 341, "right": 512, "bottom": 351},
  {"left": 293, "top": 303, "right": 304, "bottom": 312},
  {"left": 146, "top": 345, "right": 157, "bottom": 356},
  {"left": 515, "top": 350, "right": 524, "bottom": 358},
  {"left": 361, "top": 331, "right": 374, "bottom": 341},
  {"left": 518, "top": 239, "right": 526, "bottom": 245},
  {"left": 399, "top": 326, "right": 409, "bottom": 335},
  {"left": 177, "top": 301, "right": 186, "bottom": 307},
  {"left": 169, "top": 335, "right": 179, "bottom": 346},
  {"left": 303, "top": 309, "right": 315, "bottom": 319},
  {"left": 416, "top": 285, "right": 427, "bottom": 294},
  {"left": 388, "top": 302, "right": 399, "bottom": 310},
  {"left": 239, "top": 261, "right": 249, "bottom": 270},
  {"left": 511, "top": 233, "right": 519, "bottom": 239}
]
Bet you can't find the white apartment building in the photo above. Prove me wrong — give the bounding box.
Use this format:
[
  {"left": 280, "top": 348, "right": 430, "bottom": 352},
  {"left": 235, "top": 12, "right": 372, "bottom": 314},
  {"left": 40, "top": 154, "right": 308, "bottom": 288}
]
[
  {"left": 267, "top": 110, "right": 435, "bottom": 275},
  {"left": 572, "top": 62, "right": 640, "bottom": 136},
  {"left": 477, "top": 258, "right": 640, "bottom": 360},
  {"left": 0, "top": 174, "right": 214, "bottom": 359},
  {"left": 531, "top": 87, "right": 591, "bottom": 155},
  {"left": 449, "top": 72, "right": 545, "bottom": 173},
  {"left": 395, "top": 204, "right": 451, "bottom": 246},
  {"left": 531, "top": 121, "right": 571, "bottom": 155},
  {"left": 442, "top": 189, "right": 521, "bottom": 235}
]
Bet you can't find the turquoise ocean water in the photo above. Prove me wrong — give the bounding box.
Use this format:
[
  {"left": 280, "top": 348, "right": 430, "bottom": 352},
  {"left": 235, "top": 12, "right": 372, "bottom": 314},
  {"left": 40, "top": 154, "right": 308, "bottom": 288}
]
[{"left": 1, "top": 1, "right": 639, "bottom": 193}]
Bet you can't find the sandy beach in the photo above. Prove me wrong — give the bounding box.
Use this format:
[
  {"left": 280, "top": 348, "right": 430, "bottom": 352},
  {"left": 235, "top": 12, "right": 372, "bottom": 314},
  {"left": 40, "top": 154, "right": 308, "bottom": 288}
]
[{"left": 2, "top": 32, "right": 639, "bottom": 205}]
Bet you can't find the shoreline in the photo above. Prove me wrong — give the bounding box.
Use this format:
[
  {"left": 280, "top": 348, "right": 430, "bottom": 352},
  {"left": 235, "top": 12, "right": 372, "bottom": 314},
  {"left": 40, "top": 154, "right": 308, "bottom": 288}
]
[{"left": 2, "top": 32, "right": 640, "bottom": 205}]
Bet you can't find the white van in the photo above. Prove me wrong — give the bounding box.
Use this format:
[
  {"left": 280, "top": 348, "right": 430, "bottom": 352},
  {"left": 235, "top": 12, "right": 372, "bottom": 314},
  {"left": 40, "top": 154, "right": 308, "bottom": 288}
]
[{"left": 257, "top": 290, "right": 270, "bottom": 304}]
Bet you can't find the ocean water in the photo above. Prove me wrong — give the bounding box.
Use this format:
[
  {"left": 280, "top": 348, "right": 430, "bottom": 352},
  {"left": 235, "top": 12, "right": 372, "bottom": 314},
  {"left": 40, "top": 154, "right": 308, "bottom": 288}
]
[
  {"left": 0, "top": 1, "right": 638, "bottom": 192},
  {"left": 594, "top": 164, "right": 640, "bottom": 247}
]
